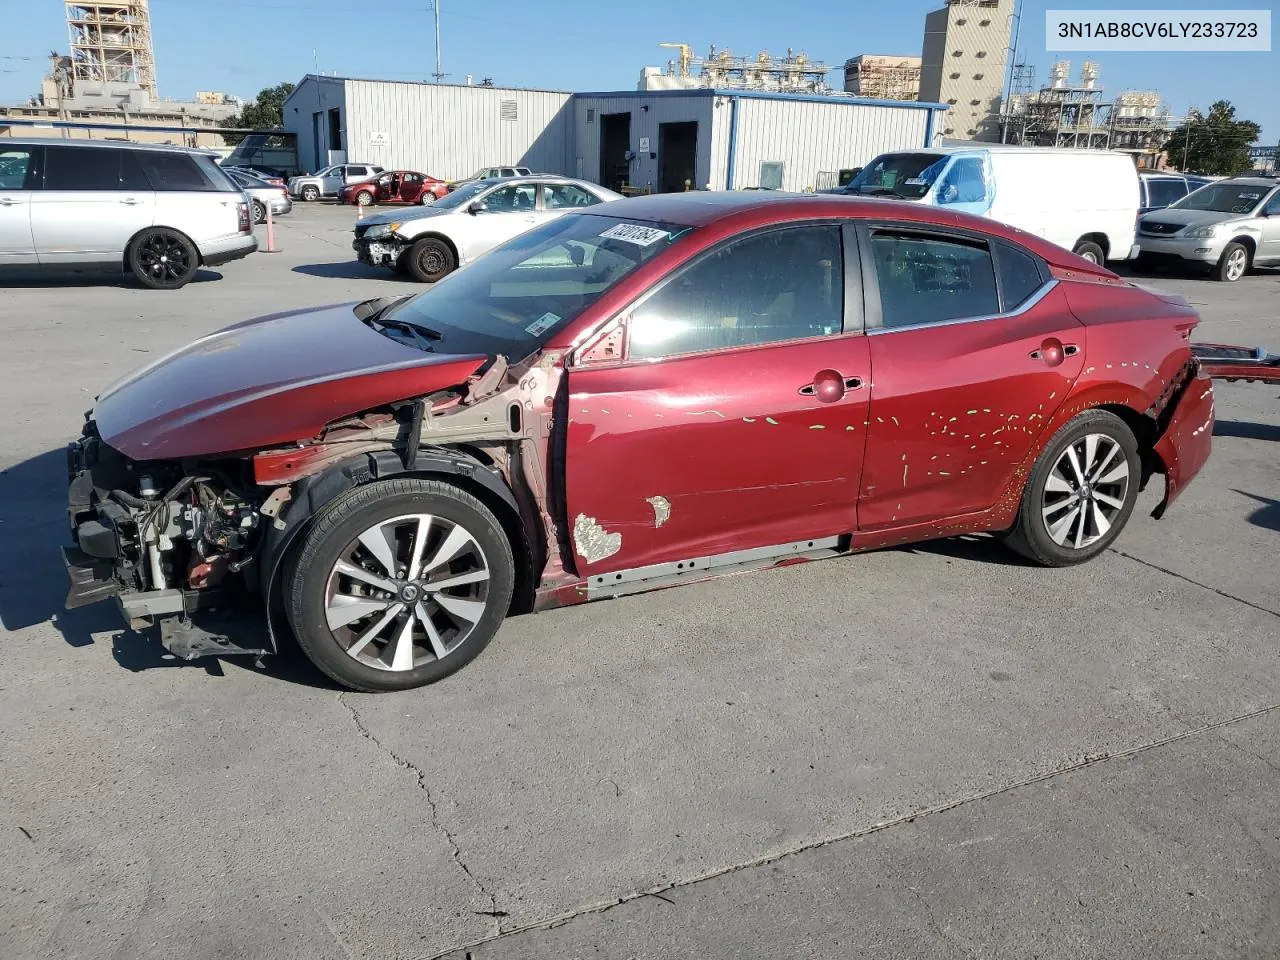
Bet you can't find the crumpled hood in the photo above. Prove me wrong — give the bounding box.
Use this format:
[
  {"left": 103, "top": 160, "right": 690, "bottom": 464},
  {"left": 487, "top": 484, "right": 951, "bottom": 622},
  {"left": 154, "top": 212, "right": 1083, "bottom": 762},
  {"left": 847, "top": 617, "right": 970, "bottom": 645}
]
[
  {"left": 94, "top": 301, "right": 486, "bottom": 460},
  {"left": 360, "top": 205, "right": 451, "bottom": 228}
]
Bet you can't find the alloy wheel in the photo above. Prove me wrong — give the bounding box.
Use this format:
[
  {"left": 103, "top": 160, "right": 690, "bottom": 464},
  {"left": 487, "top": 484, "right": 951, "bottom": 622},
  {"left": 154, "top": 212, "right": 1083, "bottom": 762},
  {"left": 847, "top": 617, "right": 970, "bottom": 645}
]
[
  {"left": 324, "top": 513, "right": 491, "bottom": 672},
  {"left": 1040, "top": 433, "right": 1130, "bottom": 549},
  {"left": 135, "top": 231, "right": 192, "bottom": 284},
  {"left": 1225, "top": 247, "right": 1247, "bottom": 281}
]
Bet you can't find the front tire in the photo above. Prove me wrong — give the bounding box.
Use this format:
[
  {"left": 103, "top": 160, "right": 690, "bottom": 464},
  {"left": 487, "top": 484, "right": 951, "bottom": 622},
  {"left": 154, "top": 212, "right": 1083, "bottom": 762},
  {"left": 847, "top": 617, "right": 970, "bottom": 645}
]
[
  {"left": 1003, "top": 409, "right": 1140, "bottom": 567},
  {"left": 1214, "top": 242, "right": 1249, "bottom": 282},
  {"left": 406, "top": 236, "right": 456, "bottom": 283},
  {"left": 356, "top": 190, "right": 374, "bottom": 207},
  {"left": 128, "top": 228, "right": 200, "bottom": 290},
  {"left": 285, "top": 479, "right": 515, "bottom": 692},
  {"left": 301, "top": 185, "right": 320, "bottom": 202}
]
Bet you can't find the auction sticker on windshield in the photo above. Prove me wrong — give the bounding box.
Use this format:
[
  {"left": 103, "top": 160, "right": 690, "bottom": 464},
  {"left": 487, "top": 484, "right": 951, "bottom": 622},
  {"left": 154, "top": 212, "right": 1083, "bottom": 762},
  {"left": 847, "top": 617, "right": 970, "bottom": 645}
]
[
  {"left": 526, "top": 312, "right": 561, "bottom": 336},
  {"left": 599, "top": 223, "right": 669, "bottom": 247}
]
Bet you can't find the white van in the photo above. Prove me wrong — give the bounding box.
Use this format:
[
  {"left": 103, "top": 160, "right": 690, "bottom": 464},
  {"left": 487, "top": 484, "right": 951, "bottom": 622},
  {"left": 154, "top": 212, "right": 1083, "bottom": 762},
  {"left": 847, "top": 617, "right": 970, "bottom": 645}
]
[{"left": 833, "top": 146, "right": 1140, "bottom": 264}]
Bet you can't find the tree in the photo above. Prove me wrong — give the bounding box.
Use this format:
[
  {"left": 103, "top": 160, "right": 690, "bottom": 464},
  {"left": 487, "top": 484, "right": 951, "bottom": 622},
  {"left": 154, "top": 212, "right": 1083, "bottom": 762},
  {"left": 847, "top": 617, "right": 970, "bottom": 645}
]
[
  {"left": 1162, "top": 100, "right": 1261, "bottom": 175},
  {"left": 221, "top": 82, "right": 296, "bottom": 145}
]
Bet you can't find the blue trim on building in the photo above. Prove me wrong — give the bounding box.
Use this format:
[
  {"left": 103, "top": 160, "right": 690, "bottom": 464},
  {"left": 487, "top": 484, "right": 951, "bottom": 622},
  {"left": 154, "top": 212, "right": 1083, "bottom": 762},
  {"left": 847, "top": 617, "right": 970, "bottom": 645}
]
[
  {"left": 924, "top": 109, "right": 936, "bottom": 148},
  {"left": 725, "top": 96, "right": 740, "bottom": 190},
  {"left": 573, "top": 87, "right": 950, "bottom": 112}
]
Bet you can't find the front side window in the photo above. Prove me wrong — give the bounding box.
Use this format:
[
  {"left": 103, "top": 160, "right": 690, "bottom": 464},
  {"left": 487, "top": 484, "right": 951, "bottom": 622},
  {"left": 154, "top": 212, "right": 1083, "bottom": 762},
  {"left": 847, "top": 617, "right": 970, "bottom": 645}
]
[
  {"left": 629, "top": 224, "right": 845, "bottom": 360},
  {"left": 869, "top": 230, "right": 999, "bottom": 330},
  {"left": 482, "top": 183, "right": 536, "bottom": 212},
  {"left": 0, "top": 148, "right": 36, "bottom": 190},
  {"left": 543, "top": 183, "right": 598, "bottom": 209},
  {"left": 372, "top": 214, "right": 691, "bottom": 359},
  {"left": 1261, "top": 190, "right": 1280, "bottom": 217},
  {"left": 935, "top": 157, "right": 989, "bottom": 205}
]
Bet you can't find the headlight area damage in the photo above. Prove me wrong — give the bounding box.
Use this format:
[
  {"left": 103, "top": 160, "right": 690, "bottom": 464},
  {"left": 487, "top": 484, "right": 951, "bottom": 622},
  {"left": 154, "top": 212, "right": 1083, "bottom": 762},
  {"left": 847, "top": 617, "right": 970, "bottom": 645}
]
[{"left": 64, "top": 347, "right": 567, "bottom": 664}]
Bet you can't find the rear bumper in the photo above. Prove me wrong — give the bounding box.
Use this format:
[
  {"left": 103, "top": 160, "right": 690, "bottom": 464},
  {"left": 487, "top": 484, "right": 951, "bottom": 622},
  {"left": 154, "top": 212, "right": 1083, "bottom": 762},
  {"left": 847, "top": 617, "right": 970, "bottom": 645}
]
[
  {"left": 1151, "top": 368, "right": 1214, "bottom": 519},
  {"left": 201, "top": 233, "right": 258, "bottom": 266}
]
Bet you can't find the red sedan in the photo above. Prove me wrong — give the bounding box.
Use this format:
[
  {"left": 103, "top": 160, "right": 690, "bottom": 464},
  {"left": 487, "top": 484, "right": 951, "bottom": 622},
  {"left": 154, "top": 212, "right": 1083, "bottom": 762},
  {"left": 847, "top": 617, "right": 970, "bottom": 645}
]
[
  {"left": 63, "top": 193, "right": 1214, "bottom": 691},
  {"left": 340, "top": 169, "right": 449, "bottom": 207}
]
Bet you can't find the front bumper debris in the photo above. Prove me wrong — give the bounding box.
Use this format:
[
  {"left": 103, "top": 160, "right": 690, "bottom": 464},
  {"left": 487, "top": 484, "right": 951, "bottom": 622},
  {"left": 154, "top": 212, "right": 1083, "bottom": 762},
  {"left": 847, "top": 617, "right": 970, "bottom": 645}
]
[{"left": 354, "top": 237, "right": 404, "bottom": 267}]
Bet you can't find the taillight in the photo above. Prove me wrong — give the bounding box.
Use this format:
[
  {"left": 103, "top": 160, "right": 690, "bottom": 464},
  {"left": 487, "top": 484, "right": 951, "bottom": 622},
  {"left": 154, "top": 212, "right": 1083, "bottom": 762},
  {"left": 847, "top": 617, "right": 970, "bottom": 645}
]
[{"left": 237, "top": 202, "right": 251, "bottom": 232}]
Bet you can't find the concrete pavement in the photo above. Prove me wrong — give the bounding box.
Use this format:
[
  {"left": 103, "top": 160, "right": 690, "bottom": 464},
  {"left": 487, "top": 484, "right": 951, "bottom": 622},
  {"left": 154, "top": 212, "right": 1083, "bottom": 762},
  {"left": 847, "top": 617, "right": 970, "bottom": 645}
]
[{"left": 1, "top": 203, "right": 1277, "bottom": 960}]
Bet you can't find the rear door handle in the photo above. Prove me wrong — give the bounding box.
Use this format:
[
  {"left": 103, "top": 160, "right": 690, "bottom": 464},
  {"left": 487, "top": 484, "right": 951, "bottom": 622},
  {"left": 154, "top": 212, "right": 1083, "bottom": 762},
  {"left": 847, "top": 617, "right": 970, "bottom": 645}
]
[
  {"left": 119, "top": 197, "right": 142, "bottom": 205},
  {"left": 799, "top": 369, "right": 863, "bottom": 402},
  {"left": 0, "top": 197, "right": 20, "bottom": 207},
  {"left": 1030, "top": 339, "right": 1079, "bottom": 366}
]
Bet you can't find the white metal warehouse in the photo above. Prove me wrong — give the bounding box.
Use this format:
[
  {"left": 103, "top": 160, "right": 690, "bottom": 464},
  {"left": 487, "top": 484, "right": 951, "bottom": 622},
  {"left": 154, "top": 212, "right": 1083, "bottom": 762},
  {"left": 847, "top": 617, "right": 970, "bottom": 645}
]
[{"left": 284, "top": 74, "right": 947, "bottom": 192}]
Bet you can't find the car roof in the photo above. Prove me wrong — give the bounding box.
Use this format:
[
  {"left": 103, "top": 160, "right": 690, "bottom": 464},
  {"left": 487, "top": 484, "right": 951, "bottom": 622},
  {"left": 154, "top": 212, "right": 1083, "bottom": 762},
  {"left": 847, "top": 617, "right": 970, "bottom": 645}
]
[
  {"left": 592, "top": 191, "right": 1108, "bottom": 272},
  {"left": 4, "top": 138, "right": 214, "bottom": 157},
  {"left": 1219, "top": 177, "right": 1280, "bottom": 188}
]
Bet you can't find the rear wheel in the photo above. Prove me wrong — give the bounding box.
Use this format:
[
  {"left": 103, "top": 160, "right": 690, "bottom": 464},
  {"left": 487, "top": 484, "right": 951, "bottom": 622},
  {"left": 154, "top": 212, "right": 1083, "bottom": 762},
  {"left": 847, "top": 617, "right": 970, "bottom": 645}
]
[
  {"left": 420, "top": 192, "right": 437, "bottom": 205},
  {"left": 251, "top": 199, "right": 266, "bottom": 223},
  {"left": 1213, "top": 242, "right": 1249, "bottom": 282},
  {"left": 128, "top": 228, "right": 200, "bottom": 290},
  {"left": 301, "top": 185, "right": 320, "bottom": 202},
  {"left": 406, "top": 236, "right": 456, "bottom": 283},
  {"left": 1072, "top": 239, "right": 1106, "bottom": 264},
  {"left": 285, "top": 479, "right": 515, "bottom": 692},
  {"left": 1003, "top": 409, "right": 1140, "bottom": 566}
]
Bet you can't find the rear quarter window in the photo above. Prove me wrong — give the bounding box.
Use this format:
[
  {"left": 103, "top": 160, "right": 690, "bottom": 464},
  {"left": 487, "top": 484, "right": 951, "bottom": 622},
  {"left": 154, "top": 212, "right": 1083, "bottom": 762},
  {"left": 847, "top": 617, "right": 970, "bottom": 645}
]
[
  {"left": 994, "top": 242, "right": 1048, "bottom": 311},
  {"left": 137, "top": 152, "right": 236, "bottom": 192}
]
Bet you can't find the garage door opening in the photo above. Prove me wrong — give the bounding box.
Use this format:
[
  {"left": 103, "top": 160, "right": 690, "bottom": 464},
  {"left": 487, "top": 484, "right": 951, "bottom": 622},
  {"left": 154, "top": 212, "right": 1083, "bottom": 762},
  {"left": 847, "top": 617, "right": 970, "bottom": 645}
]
[
  {"left": 659, "top": 121, "right": 698, "bottom": 193},
  {"left": 600, "top": 112, "right": 631, "bottom": 193}
]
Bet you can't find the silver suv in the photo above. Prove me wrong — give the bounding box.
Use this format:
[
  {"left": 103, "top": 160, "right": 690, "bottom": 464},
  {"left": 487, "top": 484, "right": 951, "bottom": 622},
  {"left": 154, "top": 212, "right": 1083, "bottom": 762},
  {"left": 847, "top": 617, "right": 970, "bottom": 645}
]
[
  {"left": 0, "top": 139, "right": 256, "bottom": 289},
  {"left": 1136, "top": 177, "right": 1280, "bottom": 282},
  {"left": 287, "top": 163, "right": 384, "bottom": 201}
]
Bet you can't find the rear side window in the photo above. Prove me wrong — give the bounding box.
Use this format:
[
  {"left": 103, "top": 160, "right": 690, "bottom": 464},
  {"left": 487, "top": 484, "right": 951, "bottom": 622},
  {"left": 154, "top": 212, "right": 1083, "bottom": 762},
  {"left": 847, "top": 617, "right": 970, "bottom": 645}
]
[
  {"left": 44, "top": 146, "right": 124, "bottom": 191},
  {"left": 994, "top": 242, "right": 1047, "bottom": 311},
  {"left": 869, "top": 230, "right": 999, "bottom": 329},
  {"left": 0, "top": 147, "right": 37, "bottom": 190},
  {"left": 136, "top": 152, "right": 227, "bottom": 192}
]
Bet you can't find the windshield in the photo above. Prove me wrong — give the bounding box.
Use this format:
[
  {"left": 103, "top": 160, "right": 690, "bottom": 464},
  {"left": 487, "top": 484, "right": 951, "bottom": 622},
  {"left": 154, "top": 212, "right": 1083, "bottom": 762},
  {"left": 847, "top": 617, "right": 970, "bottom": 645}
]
[
  {"left": 844, "top": 152, "right": 946, "bottom": 199},
  {"left": 376, "top": 214, "right": 693, "bottom": 358},
  {"left": 1173, "top": 182, "right": 1271, "bottom": 215},
  {"left": 434, "top": 180, "right": 491, "bottom": 210}
]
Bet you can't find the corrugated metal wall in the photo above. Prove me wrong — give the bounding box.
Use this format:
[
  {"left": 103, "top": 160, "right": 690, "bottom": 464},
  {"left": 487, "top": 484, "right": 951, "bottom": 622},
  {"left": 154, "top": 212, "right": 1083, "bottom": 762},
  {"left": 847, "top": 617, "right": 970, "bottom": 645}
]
[
  {"left": 284, "top": 76, "right": 347, "bottom": 173},
  {"left": 573, "top": 95, "right": 715, "bottom": 192},
  {"left": 342, "top": 80, "right": 574, "bottom": 181},
  {"left": 716, "top": 98, "right": 933, "bottom": 191}
]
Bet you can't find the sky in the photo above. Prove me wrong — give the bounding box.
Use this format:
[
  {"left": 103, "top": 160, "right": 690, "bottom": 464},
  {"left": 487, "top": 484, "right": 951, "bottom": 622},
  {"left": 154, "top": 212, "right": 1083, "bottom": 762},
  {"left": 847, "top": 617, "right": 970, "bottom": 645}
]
[{"left": 0, "top": 0, "right": 1275, "bottom": 143}]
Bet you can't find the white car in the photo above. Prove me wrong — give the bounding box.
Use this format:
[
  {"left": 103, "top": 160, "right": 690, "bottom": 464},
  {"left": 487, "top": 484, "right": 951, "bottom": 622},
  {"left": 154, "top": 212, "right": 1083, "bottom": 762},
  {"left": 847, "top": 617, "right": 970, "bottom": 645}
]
[
  {"left": 352, "top": 176, "right": 623, "bottom": 282},
  {"left": 288, "top": 163, "right": 384, "bottom": 201}
]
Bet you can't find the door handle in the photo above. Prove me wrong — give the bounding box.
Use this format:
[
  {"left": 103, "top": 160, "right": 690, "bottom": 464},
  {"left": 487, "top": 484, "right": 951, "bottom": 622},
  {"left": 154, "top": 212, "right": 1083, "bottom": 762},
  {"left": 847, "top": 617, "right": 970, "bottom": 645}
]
[
  {"left": 119, "top": 197, "right": 142, "bottom": 205},
  {"left": 799, "top": 369, "right": 862, "bottom": 403},
  {"left": 1029, "top": 339, "right": 1078, "bottom": 367},
  {"left": 0, "top": 197, "right": 20, "bottom": 206}
]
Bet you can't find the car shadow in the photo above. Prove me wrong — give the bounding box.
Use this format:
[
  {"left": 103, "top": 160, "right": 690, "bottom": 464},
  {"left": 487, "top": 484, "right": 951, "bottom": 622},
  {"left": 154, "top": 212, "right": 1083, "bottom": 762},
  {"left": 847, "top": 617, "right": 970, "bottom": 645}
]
[
  {"left": 0, "top": 268, "right": 224, "bottom": 288},
  {"left": 1236, "top": 491, "right": 1280, "bottom": 533},
  {"left": 1214, "top": 419, "right": 1280, "bottom": 442},
  {"left": 292, "top": 262, "right": 407, "bottom": 281},
  {"left": 898, "top": 533, "right": 1034, "bottom": 567},
  {"left": 0, "top": 446, "right": 339, "bottom": 690}
]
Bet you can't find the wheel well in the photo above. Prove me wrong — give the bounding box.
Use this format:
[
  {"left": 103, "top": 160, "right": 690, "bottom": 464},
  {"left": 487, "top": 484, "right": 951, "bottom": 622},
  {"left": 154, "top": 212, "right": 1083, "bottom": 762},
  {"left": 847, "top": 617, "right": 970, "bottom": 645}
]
[
  {"left": 122, "top": 225, "right": 203, "bottom": 269},
  {"left": 1227, "top": 236, "right": 1256, "bottom": 260},
  {"left": 1096, "top": 403, "right": 1159, "bottom": 486},
  {"left": 411, "top": 231, "right": 459, "bottom": 263},
  {"left": 1074, "top": 232, "right": 1110, "bottom": 258}
]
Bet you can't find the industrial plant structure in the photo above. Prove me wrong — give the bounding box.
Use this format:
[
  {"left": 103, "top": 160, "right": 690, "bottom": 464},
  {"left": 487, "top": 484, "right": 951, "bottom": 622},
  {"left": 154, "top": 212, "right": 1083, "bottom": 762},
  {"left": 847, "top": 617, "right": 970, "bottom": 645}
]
[
  {"left": 1001, "top": 61, "right": 1174, "bottom": 166},
  {"left": 843, "top": 56, "right": 922, "bottom": 101},
  {"left": 639, "top": 44, "right": 833, "bottom": 94},
  {"left": 65, "top": 1, "right": 157, "bottom": 96},
  {"left": 919, "top": 0, "right": 1015, "bottom": 141}
]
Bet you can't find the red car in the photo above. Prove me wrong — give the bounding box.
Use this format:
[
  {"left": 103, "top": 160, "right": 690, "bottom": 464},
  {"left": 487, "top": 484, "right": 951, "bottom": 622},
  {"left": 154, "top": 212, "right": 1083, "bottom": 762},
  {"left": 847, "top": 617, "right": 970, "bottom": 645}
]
[
  {"left": 340, "top": 170, "right": 449, "bottom": 207},
  {"left": 63, "top": 193, "right": 1214, "bottom": 692}
]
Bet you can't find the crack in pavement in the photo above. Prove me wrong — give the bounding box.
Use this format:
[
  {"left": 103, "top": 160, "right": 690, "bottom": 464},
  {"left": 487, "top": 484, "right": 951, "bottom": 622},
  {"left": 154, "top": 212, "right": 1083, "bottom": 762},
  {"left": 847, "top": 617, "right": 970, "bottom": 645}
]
[
  {"left": 1110, "top": 547, "right": 1280, "bottom": 619},
  {"left": 338, "top": 692, "right": 504, "bottom": 934},
  {"left": 417, "top": 702, "right": 1280, "bottom": 960},
  {"left": 907, "top": 886, "right": 979, "bottom": 960}
]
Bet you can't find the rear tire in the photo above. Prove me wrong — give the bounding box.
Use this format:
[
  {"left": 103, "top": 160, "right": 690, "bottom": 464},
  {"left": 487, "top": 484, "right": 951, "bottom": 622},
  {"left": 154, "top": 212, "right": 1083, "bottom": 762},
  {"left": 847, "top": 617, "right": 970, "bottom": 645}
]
[
  {"left": 1213, "top": 242, "right": 1249, "bottom": 282},
  {"left": 1072, "top": 240, "right": 1106, "bottom": 264},
  {"left": 1002, "top": 409, "right": 1140, "bottom": 567},
  {"left": 285, "top": 479, "right": 515, "bottom": 693},
  {"left": 251, "top": 199, "right": 266, "bottom": 224},
  {"left": 420, "top": 192, "right": 437, "bottom": 205},
  {"left": 128, "top": 228, "right": 200, "bottom": 290},
  {"left": 406, "top": 237, "right": 456, "bottom": 283}
]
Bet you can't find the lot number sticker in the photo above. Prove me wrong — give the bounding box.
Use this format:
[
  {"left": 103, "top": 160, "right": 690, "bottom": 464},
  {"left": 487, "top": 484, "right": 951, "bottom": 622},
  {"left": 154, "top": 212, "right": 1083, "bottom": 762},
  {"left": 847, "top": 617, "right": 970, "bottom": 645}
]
[
  {"left": 600, "top": 223, "right": 669, "bottom": 247},
  {"left": 526, "top": 312, "right": 561, "bottom": 336}
]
